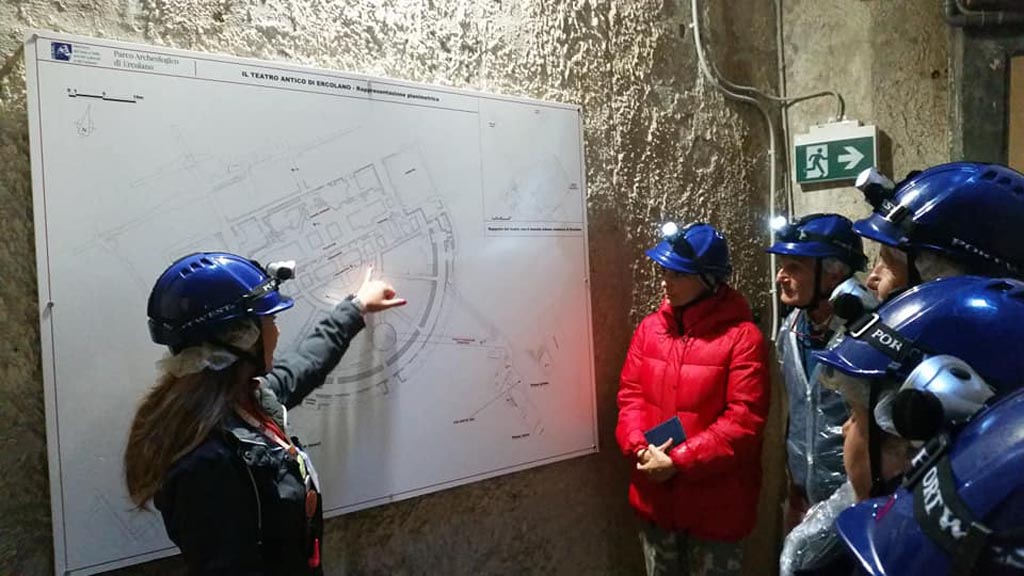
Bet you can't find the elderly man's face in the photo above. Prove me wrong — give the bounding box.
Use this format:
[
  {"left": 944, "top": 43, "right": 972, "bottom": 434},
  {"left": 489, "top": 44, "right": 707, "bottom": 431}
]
[{"left": 865, "top": 244, "right": 909, "bottom": 301}]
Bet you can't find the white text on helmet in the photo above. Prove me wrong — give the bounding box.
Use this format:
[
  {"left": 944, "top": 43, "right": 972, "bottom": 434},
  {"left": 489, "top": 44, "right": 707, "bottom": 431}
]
[
  {"left": 921, "top": 466, "right": 967, "bottom": 540},
  {"left": 871, "top": 328, "right": 904, "bottom": 354}
]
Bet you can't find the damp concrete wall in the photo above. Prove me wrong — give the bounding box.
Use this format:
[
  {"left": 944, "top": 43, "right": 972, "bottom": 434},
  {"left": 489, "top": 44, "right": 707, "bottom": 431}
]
[
  {"left": 951, "top": 26, "right": 1024, "bottom": 165},
  {"left": 0, "top": 1, "right": 786, "bottom": 574},
  {"left": 781, "top": 0, "right": 950, "bottom": 222}
]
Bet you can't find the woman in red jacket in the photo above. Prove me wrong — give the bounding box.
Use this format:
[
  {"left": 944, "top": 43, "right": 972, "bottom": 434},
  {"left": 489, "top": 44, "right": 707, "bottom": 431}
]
[{"left": 616, "top": 222, "right": 770, "bottom": 576}]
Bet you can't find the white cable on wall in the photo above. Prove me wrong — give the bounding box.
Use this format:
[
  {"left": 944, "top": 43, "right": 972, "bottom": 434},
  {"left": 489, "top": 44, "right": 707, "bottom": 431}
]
[
  {"left": 690, "top": 0, "right": 781, "bottom": 336},
  {"left": 690, "top": 0, "right": 846, "bottom": 340}
]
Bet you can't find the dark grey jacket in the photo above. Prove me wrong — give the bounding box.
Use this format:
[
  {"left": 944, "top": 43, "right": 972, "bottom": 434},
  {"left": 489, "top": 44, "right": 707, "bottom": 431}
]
[{"left": 155, "top": 300, "right": 365, "bottom": 575}]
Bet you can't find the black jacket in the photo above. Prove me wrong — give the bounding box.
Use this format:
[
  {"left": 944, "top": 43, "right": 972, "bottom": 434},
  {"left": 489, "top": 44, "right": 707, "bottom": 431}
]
[{"left": 155, "top": 300, "right": 365, "bottom": 575}]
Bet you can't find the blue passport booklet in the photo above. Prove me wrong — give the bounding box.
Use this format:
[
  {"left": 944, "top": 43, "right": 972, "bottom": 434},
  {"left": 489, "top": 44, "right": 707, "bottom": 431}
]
[{"left": 644, "top": 415, "right": 686, "bottom": 449}]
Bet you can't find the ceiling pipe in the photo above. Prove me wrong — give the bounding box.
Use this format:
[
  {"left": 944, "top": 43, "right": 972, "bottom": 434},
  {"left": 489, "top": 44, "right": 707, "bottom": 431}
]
[
  {"left": 961, "top": 0, "right": 1024, "bottom": 11},
  {"left": 944, "top": 0, "right": 1024, "bottom": 26}
]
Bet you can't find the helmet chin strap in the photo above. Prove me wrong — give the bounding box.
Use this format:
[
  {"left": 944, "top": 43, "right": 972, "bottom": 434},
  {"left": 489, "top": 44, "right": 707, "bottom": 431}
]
[
  {"left": 794, "top": 262, "right": 841, "bottom": 346},
  {"left": 208, "top": 324, "right": 269, "bottom": 374},
  {"left": 867, "top": 383, "right": 887, "bottom": 497},
  {"left": 795, "top": 259, "right": 826, "bottom": 311},
  {"left": 906, "top": 250, "right": 922, "bottom": 288},
  {"left": 867, "top": 382, "right": 905, "bottom": 498},
  {"left": 698, "top": 272, "right": 719, "bottom": 294},
  {"left": 208, "top": 338, "right": 266, "bottom": 372},
  {"left": 674, "top": 281, "right": 715, "bottom": 312}
]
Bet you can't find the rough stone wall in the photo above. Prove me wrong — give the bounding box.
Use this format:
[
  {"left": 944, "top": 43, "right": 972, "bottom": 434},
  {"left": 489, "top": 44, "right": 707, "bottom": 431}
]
[
  {"left": 781, "top": 0, "right": 950, "bottom": 221},
  {"left": 0, "top": 1, "right": 781, "bottom": 574},
  {"left": 952, "top": 27, "right": 1024, "bottom": 164}
]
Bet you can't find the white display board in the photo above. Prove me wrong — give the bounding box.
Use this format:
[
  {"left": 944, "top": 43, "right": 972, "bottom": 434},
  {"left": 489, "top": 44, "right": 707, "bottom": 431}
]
[{"left": 25, "top": 30, "right": 597, "bottom": 575}]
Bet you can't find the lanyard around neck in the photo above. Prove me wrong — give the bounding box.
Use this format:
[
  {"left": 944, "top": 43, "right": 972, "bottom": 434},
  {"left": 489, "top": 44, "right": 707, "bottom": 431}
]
[{"left": 235, "top": 406, "right": 293, "bottom": 452}]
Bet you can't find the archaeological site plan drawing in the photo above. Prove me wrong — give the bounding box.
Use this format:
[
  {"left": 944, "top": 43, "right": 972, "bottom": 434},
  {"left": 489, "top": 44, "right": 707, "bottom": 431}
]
[{"left": 26, "top": 31, "right": 596, "bottom": 575}]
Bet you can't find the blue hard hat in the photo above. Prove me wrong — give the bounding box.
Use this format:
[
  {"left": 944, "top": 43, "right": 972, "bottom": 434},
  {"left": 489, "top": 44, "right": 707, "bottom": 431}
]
[
  {"left": 816, "top": 276, "right": 1024, "bottom": 395},
  {"left": 766, "top": 213, "right": 868, "bottom": 271},
  {"left": 854, "top": 162, "right": 1024, "bottom": 276},
  {"left": 646, "top": 222, "right": 732, "bottom": 280},
  {"left": 836, "top": 387, "right": 1024, "bottom": 576},
  {"left": 147, "top": 252, "right": 294, "bottom": 350},
  {"left": 816, "top": 276, "right": 1024, "bottom": 441}
]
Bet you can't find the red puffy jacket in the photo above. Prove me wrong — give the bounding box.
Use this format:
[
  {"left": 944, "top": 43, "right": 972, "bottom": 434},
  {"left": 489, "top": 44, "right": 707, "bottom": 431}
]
[{"left": 616, "top": 285, "right": 769, "bottom": 540}]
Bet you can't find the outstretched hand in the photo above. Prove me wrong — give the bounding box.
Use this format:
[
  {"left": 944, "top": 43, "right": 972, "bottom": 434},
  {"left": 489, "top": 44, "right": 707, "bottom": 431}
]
[{"left": 355, "top": 266, "right": 407, "bottom": 312}]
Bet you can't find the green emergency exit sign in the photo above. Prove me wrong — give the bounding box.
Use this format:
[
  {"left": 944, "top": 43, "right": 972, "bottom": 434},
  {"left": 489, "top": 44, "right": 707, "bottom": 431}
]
[{"left": 794, "top": 122, "right": 877, "bottom": 184}]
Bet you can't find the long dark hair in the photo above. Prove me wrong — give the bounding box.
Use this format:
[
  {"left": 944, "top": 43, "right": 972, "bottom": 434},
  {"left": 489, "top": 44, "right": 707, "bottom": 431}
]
[{"left": 124, "top": 359, "right": 257, "bottom": 507}]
